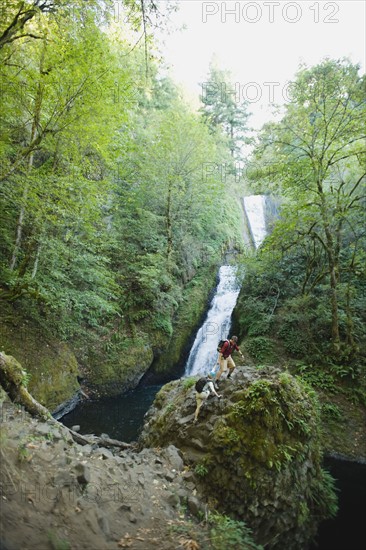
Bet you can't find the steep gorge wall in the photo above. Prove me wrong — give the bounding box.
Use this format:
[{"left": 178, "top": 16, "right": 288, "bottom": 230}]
[{"left": 0, "top": 263, "right": 221, "bottom": 406}]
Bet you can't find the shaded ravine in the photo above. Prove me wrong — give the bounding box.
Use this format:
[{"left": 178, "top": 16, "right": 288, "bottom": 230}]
[
  {"left": 62, "top": 195, "right": 267, "bottom": 438},
  {"left": 60, "top": 264, "right": 241, "bottom": 440},
  {"left": 59, "top": 197, "right": 274, "bottom": 437},
  {"left": 60, "top": 195, "right": 365, "bottom": 550},
  {"left": 60, "top": 262, "right": 244, "bottom": 440}
]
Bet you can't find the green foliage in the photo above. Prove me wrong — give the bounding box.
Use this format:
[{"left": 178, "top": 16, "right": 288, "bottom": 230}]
[
  {"left": 183, "top": 378, "right": 196, "bottom": 390},
  {"left": 235, "top": 59, "right": 366, "bottom": 392},
  {"left": 208, "top": 512, "right": 263, "bottom": 550},
  {"left": 321, "top": 403, "right": 343, "bottom": 421},
  {"left": 20, "top": 369, "right": 31, "bottom": 388},
  {"left": 0, "top": 0, "right": 243, "bottom": 391},
  {"left": 231, "top": 374, "right": 319, "bottom": 443},
  {"left": 294, "top": 364, "right": 339, "bottom": 394},
  {"left": 153, "top": 316, "right": 173, "bottom": 337},
  {"left": 0, "top": 2, "right": 133, "bottom": 341},
  {"left": 245, "top": 336, "right": 274, "bottom": 362},
  {"left": 194, "top": 463, "right": 209, "bottom": 477},
  {"left": 307, "top": 468, "right": 339, "bottom": 520},
  {"left": 200, "top": 61, "right": 251, "bottom": 160},
  {"left": 212, "top": 426, "right": 241, "bottom": 456}
]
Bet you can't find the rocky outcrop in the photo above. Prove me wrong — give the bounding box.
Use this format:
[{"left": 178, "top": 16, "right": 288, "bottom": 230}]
[
  {"left": 84, "top": 336, "right": 154, "bottom": 397},
  {"left": 139, "top": 366, "right": 338, "bottom": 550},
  {"left": 0, "top": 388, "right": 219, "bottom": 550}
]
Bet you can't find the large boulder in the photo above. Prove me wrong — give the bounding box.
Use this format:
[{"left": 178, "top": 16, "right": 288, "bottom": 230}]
[{"left": 139, "top": 366, "right": 337, "bottom": 549}]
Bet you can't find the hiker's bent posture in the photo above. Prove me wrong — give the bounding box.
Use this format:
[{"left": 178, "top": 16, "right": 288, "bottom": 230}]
[
  {"left": 215, "top": 336, "right": 244, "bottom": 382},
  {"left": 194, "top": 375, "right": 221, "bottom": 422}
]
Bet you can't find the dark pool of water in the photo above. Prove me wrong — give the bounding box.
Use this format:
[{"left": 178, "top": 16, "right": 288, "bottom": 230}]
[
  {"left": 309, "top": 457, "right": 366, "bottom": 550},
  {"left": 61, "top": 384, "right": 162, "bottom": 442}
]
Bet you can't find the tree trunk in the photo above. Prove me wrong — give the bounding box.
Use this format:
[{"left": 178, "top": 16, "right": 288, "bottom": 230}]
[
  {"left": 166, "top": 181, "right": 173, "bottom": 262},
  {"left": 344, "top": 245, "right": 358, "bottom": 356},
  {"left": 9, "top": 43, "right": 45, "bottom": 271},
  {"left": 0, "top": 352, "right": 50, "bottom": 420},
  {"left": 9, "top": 193, "right": 27, "bottom": 270},
  {"left": 318, "top": 181, "right": 341, "bottom": 354}
]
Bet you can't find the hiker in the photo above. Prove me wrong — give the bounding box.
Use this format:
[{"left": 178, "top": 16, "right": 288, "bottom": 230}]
[
  {"left": 215, "top": 335, "right": 244, "bottom": 382},
  {"left": 194, "top": 375, "right": 221, "bottom": 422}
]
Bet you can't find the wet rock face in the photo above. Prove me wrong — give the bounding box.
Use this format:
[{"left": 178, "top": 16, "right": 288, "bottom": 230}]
[{"left": 140, "top": 366, "right": 337, "bottom": 550}]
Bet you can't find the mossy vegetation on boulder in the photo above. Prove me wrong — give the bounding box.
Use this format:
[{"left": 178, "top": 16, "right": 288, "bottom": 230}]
[
  {"left": 0, "top": 308, "right": 79, "bottom": 410},
  {"left": 149, "top": 264, "right": 219, "bottom": 377},
  {"left": 84, "top": 332, "right": 154, "bottom": 397},
  {"left": 140, "top": 366, "right": 338, "bottom": 550}
]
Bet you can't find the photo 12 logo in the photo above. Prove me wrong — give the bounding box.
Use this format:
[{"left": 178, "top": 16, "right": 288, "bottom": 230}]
[
  {"left": 202, "top": 2, "right": 340, "bottom": 24},
  {"left": 201, "top": 80, "right": 297, "bottom": 104}
]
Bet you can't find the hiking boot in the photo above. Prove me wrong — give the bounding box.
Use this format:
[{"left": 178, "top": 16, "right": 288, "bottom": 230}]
[{"left": 227, "top": 372, "right": 232, "bottom": 379}]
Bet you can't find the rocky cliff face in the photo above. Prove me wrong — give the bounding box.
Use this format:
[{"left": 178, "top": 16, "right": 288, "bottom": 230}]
[{"left": 139, "top": 366, "right": 338, "bottom": 550}]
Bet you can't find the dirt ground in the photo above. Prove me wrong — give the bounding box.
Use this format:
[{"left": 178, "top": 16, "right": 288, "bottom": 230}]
[{"left": 0, "top": 395, "right": 208, "bottom": 550}]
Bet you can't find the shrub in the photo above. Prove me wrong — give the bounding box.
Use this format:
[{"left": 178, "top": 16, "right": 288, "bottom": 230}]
[
  {"left": 194, "top": 463, "right": 209, "bottom": 477},
  {"left": 209, "top": 512, "right": 263, "bottom": 550},
  {"left": 245, "top": 336, "right": 274, "bottom": 362}
]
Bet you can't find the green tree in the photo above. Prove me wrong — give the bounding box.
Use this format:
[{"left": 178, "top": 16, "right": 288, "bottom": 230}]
[
  {"left": 110, "top": 88, "right": 237, "bottom": 330},
  {"left": 200, "top": 61, "right": 251, "bottom": 159},
  {"left": 252, "top": 59, "right": 366, "bottom": 359},
  {"left": 0, "top": 1, "right": 139, "bottom": 337}
]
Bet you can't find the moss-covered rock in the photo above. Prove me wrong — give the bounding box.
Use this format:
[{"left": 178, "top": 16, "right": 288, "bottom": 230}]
[
  {"left": 149, "top": 265, "right": 219, "bottom": 376},
  {"left": 139, "top": 366, "right": 338, "bottom": 550},
  {"left": 84, "top": 332, "right": 154, "bottom": 396},
  {"left": 0, "top": 311, "right": 79, "bottom": 410}
]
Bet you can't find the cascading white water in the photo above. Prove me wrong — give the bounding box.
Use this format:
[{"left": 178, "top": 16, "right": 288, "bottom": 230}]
[
  {"left": 184, "top": 265, "right": 240, "bottom": 376},
  {"left": 184, "top": 195, "right": 267, "bottom": 377},
  {"left": 243, "top": 195, "right": 267, "bottom": 249}
]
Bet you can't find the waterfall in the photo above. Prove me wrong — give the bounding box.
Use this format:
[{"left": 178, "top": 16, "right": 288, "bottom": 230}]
[
  {"left": 184, "top": 265, "right": 240, "bottom": 376},
  {"left": 184, "top": 195, "right": 267, "bottom": 377},
  {"left": 242, "top": 195, "right": 267, "bottom": 249}
]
